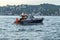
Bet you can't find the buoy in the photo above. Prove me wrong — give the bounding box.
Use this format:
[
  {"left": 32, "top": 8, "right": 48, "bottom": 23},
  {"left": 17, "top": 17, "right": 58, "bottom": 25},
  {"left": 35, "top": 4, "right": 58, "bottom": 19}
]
[{"left": 16, "top": 18, "right": 19, "bottom": 24}]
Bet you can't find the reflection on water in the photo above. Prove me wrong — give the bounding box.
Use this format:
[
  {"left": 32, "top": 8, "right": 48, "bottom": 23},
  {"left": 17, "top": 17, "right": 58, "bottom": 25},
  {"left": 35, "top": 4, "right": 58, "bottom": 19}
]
[{"left": 0, "top": 16, "right": 59, "bottom": 40}]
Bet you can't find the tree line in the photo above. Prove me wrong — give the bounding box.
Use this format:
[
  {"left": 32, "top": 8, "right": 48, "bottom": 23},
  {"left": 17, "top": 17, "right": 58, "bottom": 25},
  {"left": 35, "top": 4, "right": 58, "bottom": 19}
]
[{"left": 0, "top": 4, "right": 60, "bottom": 16}]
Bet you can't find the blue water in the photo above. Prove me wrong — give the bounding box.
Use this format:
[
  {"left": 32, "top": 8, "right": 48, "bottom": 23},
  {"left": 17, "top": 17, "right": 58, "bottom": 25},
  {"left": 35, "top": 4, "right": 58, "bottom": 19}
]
[{"left": 0, "top": 16, "right": 59, "bottom": 40}]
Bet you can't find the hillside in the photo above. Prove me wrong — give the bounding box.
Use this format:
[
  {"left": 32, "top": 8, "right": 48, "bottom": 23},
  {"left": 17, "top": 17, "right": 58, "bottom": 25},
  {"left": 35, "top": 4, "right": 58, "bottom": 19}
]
[{"left": 0, "top": 4, "right": 60, "bottom": 16}]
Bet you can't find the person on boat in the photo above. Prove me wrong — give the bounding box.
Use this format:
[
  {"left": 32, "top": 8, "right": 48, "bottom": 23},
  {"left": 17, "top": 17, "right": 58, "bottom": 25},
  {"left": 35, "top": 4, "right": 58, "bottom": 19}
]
[
  {"left": 20, "top": 13, "right": 28, "bottom": 21},
  {"left": 14, "top": 13, "right": 28, "bottom": 24}
]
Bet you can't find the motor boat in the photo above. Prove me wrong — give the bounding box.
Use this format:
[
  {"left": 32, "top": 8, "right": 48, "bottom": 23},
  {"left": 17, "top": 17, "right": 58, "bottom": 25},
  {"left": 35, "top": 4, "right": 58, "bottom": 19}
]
[
  {"left": 20, "top": 18, "right": 44, "bottom": 25},
  {"left": 14, "top": 13, "right": 44, "bottom": 25}
]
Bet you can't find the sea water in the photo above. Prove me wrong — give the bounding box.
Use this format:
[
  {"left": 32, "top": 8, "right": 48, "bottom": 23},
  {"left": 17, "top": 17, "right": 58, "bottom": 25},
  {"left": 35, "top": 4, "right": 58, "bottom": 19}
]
[{"left": 0, "top": 16, "right": 59, "bottom": 40}]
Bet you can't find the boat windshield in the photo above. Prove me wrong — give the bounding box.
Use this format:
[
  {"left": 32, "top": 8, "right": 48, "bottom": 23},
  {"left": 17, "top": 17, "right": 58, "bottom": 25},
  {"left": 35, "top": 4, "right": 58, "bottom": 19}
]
[{"left": 27, "top": 14, "right": 34, "bottom": 19}]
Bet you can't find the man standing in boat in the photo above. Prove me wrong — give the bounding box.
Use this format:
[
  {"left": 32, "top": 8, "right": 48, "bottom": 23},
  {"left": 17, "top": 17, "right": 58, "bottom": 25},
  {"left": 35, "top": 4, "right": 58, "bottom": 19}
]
[
  {"left": 20, "top": 13, "right": 28, "bottom": 21},
  {"left": 15, "top": 13, "right": 28, "bottom": 24}
]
